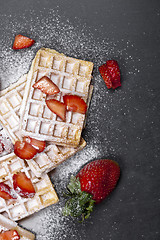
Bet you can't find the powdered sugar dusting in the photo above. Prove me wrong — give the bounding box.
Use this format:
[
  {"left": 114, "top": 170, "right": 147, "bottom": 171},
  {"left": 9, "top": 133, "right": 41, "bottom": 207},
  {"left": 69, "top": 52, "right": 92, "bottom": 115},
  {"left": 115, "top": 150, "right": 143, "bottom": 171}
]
[{"left": 0, "top": 8, "right": 140, "bottom": 240}]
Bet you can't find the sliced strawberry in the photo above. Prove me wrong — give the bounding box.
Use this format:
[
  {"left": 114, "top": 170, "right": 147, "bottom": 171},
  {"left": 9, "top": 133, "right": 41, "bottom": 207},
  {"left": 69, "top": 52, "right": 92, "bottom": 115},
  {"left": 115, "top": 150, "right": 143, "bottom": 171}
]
[
  {"left": 0, "top": 182, "right": 17, "bottom": 200},
  {"left": 63, "top": 95, "right": 87, "bottom": 114},
  {"left": 33, "top": 76, "right": 60, "bottom": 95},
  {"left": 45, "top": 99, "right": 66, "bottom": 121},
  {"left": 12, "top": 34, "right": 35, "bottom": 50},
  {"left": 14, "top": 141, "right": 38, "bottom": 160},
  {"left": 99, "top": 60, "right": 121, "bottom": 89},
  {"left": 0, "top": 230, "right": 20, "bottom": 240},
  {"left": 23, "top": 136, "right": 46, "bottom": 153},
  {"left": 13, "top": 172, "right": 35, "bottom": 198}
]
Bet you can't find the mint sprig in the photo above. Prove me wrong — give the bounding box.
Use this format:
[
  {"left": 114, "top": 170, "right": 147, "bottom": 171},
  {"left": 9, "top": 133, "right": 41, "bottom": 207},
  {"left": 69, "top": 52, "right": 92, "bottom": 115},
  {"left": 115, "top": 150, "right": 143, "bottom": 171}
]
[{"left": 63, "top": 176, "right": 95, "bottom": 221}]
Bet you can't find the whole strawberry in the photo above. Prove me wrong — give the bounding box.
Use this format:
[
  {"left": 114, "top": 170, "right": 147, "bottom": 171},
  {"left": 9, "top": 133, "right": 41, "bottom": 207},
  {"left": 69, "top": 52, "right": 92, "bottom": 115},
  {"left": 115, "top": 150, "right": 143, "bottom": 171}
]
[
  {"left": 63, "top": 159, "right": 120, "bottom": 220},
  {"left": 99, "top": 60, "right": 121, "bottom": 89}
]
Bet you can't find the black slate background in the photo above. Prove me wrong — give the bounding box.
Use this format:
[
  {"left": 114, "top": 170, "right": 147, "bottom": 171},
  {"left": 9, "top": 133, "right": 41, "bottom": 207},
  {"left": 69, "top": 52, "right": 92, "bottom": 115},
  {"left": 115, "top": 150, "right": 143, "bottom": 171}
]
[{"left": 0, "top": 0, "right": 160, "bottom": 240}]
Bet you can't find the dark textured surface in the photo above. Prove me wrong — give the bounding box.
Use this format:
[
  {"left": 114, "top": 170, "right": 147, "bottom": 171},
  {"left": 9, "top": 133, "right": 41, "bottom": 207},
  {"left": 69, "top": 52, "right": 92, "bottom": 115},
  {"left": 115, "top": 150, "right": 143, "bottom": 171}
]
[{"left": 0, "top": 1, "right": 160, "bottom": 240}]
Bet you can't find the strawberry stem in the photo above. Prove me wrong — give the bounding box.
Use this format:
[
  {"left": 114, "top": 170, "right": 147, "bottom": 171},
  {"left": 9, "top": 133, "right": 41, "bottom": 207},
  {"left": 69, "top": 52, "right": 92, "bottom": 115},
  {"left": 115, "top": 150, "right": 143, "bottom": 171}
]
[{"left": 63, "top": 176, "right": 95, "bottom": 221}]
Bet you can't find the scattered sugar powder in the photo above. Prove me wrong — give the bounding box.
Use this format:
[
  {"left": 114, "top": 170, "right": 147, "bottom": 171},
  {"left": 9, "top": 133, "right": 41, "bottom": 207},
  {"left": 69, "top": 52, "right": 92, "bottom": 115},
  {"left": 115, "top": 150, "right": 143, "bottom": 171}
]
[{"left": 0, "top": 8, "right": 140, "bottom": 240}]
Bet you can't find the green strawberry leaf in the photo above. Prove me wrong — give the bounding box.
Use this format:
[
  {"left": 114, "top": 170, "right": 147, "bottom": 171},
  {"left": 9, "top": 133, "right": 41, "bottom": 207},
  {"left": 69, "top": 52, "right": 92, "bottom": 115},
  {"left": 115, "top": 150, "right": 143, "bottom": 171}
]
[{"left": 63, "top": 176, "right": 95, "bottom": 221}]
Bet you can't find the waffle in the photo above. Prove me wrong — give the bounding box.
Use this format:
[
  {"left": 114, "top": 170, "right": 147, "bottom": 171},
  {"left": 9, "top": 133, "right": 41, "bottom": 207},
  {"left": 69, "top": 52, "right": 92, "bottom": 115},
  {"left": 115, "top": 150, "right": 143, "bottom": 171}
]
[
  {"left": 0, "top": 214, "right": 35, "bottom": 239},
  {"left": 0, "top": 152, "right": 59, "bottom": 221},
  {"left": 0, "top": 75, "right": 27, "bottom": 144},
  {"left": 27, "top": 138, "right": 86, "bottom": 177},
  {"left": 20, "top": 48, "right": 93, "bottom": 147}
]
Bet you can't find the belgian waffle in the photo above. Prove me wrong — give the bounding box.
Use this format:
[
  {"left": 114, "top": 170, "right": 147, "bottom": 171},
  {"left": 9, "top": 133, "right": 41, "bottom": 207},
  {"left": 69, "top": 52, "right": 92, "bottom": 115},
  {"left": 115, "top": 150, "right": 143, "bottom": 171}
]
[
  {"left": 0, "top": 152, "right": 59, "bottom": 221},
  {"left": 20, "top": 48, "right": 93, "bottom": 147},
  {"left": 0, "top": 75, "right": 86, "bottom": 177},
  {"left": 0, "top": 214, "right": 35, "bottom": 239}
]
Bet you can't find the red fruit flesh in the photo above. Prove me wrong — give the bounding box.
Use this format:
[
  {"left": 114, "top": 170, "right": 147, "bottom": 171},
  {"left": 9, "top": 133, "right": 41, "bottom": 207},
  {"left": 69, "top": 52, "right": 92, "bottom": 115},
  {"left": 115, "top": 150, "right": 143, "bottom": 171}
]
[
  {"left": 99, "top": 60, "right": 121, "bottom": 89},
  {"left": 23, "top": 136, "right": 46, "bottom": 153},
  {"left": 45, "top": 99, "right": 66, "bottom": 121},
  {"left": 77, "top": 159, "right": 120, "bottom": 203},
  {"left": 12, "top": 34, "right": 35, "bottom": 50},
  {"left": 14, "top": 141, "right": 38, "bottom": 160},
  {"left": 0, "top": 230, "right": 20, "bottom": 240},
  {"left": 33, "top": 76, "right": 60, "bottom": 95},
  {"left": 63, "top": 95, "right": 87, "bottom": 114},
  {"left": 0, "top": 182, "right": 17, "bottom": 200},
  {"left": 13, "top": 172, "right": 35, "bottom": 198}
]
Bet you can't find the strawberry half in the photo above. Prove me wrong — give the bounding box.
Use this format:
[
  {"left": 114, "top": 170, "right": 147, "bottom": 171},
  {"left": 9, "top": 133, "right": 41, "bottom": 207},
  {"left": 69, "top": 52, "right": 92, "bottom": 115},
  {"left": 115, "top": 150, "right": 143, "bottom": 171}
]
[
  {"left": 45, "top": 99, "right": 66, "bottom": 121},
  {"left": 63, "top": 159, "right": 120, "bottom": 220},
  {"left": 63, "top": 95, "right": 87, "bottom": 114},
  {"left": 33, "top": 76, "right": 60, "bottom": 95},
  {"left": 0, "top": 182, "right": 17, "bottom": 200},
  {"left": 14, "top": 141, "right": 38, "bottom": 160},
  {"left": 13, "top": 172, "right": 35, "bottom": 198},
  {"left": 0, "top": 230, "right": 20, "bottom": 240},
  {"left": 23, "top": 136, "right": 46, "bottom": 153},
  {"left": 12, "top": 34, "right": 35, "bottom": 50},
  {"left": 99, "top": 60, "right": 121, "bottom": 89}
]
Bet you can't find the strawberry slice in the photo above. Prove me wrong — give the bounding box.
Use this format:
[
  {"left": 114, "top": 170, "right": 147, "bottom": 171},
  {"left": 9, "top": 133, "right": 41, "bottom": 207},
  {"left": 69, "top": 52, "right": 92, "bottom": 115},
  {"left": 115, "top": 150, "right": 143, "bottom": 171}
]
[
  {"left": 13, "top": 172, "right": 35, "bottom": 198},
  {"left": 0, "top": 230, "right": 20, "bottom": 240},
  {"left": 12, "top": 34, "right": 35, "bottom": 50},
  {"left": 45, "top": 99, "right": 66, "bottom": 121},
  {"left": 0, "top": 182, "right": 17, "bottom": 200},
  {"left": 63, "top": 95, "right": 87, "bottom": 114},
  {"left": 33, "top": 76, "right": 60, "bottom": 95},
  {"left": 23, "top": 136, "right": 46, "bottom": 153},
  {"left": 14, "top": 141, "right": 38, "bottom": 160},
  {"left": 99, "top": 60, "right": 121, "bottom": 89}
]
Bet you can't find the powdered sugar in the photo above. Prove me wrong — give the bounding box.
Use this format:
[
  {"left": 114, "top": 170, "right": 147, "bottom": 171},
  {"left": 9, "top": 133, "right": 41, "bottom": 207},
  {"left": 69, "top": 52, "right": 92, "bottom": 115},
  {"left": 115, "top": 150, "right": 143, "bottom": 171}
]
[{"left": 0, "top": 8, "right": 140, "bottom": 240}]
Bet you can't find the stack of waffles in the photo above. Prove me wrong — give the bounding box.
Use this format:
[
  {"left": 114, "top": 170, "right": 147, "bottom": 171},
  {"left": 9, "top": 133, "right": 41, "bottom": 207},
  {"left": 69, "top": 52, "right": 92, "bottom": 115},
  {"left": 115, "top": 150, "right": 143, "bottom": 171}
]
[{"left": 0, "top": 48, "right": 93, "bottom": 236}]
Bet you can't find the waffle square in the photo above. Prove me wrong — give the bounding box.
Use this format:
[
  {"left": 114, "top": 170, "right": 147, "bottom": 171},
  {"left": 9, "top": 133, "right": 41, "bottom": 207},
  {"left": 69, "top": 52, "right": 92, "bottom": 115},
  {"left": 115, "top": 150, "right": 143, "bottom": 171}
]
[
  {"left": 0, "top": 214, "right": 35, "bottom": 239},
  {"left": 0, "top": 153, "right": 59, "bottom": 221},
  {"left": 20, "top": 48, "right": 93, "bottom": 147}
]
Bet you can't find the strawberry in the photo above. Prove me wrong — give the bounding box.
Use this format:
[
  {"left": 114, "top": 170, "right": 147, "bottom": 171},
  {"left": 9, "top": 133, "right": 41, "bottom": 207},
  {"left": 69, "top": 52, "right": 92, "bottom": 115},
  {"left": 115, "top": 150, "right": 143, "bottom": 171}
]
[
  {"left": 63, "top": 95, "right": 87, "bottom": 114},
  {"left": 33, "top": 76, "right": 60, "bottom": 95},
  {"left": 0, "top": 230, "right": 20, "bottom": 240},
  {"left": 13, "top": 172, "right": 35, "bottom": 198},
  {"left": 0, "top": 182, "right": 17, "bottom": 200},
  {"left": 63, "top": 159, "right": 120, "bottom": 220},
  {"left": 14, "top": 141, "right": 38, "bottom": 160},
  {"left": 45, "top": 99, "right": 66, "bottom": 121},
  {"left": 99, "top": 60, "right": 121, "bottom": 89},
  {"left": 23, "top": 136, "right": 46, "bottom": 153},
  {"left": 12, "top": 34, "right": 35, "bottom": 50}
]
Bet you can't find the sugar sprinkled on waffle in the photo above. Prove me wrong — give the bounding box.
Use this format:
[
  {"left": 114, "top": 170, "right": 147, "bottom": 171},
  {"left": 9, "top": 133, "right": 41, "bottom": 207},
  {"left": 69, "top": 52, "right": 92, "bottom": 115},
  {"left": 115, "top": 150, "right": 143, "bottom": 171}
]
[
  {"left": 20, "top": 48, "right": 93, "bottom": 147},
  {"left": 0, "top": 75, "right": 27, "bottom": 144},
  {"left": 0, "top": 152, "right": 58, "bottom": 221}
]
